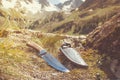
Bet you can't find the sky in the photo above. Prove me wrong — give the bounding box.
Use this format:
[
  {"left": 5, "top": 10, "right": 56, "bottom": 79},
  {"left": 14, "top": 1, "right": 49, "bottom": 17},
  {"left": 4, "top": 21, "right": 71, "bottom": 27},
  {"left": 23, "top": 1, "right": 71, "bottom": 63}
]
[
  {"left": 49, "top": 0, "right": 66, "bottom": 4},
  {"left": 49, "top": 0, "right": 86, "bottom": 4}
]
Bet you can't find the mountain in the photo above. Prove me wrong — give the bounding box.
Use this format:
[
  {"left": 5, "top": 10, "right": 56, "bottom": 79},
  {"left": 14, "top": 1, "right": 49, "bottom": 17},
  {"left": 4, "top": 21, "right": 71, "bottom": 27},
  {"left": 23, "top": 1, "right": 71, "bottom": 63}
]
[
  {"left": 79, "top": 0, "right": 120, "bottom": 10},
  {"left": 0, "top": 0, "right": 59, "bottom": 14},
  {"left": 0, "top": 0, "right": 120, "bottom": 80},
  {"left": 30, "top": 0, "right": 120, "bottom": 35},
  {"left": 38, "top": 0, "right": 49, "bottom": 8},
  {"left": 56, "top": 0, "right": 83, "bottom": 11},
  {"left": 0, "top": 0, "right": 85, "bottom": 31},
  {"left": 0, "top": 0, "right": 84, "bottom": 14}
]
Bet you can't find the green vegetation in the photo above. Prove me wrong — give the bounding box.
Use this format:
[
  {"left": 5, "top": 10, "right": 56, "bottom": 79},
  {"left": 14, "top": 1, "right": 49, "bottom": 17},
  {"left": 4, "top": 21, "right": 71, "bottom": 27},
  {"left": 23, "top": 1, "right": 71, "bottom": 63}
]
[
  {"left": 0, "top": 1, "right": 119, "bottom": 79},
  {"left": 30, "top": 5, "right": 120, "bottom": 35},
  {"left": 0, "top": 37, "right": 31, "bottom": 79},
  {"left": 0, "top": 7, "right": 27, "bottom": 30},
  {"left": 0, "top": 28, "right": 113, "bottom": 80},
  {"left": 0, "top": 30, "right": 65, "bottom": 79},
  {"left": 60, "top": 5, "right": 120, "bottom": 34},
  {"left": 32, "top": 34, "right": 65, "bottom": 57},
  {"left": 69, "top": 49, "right": 106, "bottom": 79}
]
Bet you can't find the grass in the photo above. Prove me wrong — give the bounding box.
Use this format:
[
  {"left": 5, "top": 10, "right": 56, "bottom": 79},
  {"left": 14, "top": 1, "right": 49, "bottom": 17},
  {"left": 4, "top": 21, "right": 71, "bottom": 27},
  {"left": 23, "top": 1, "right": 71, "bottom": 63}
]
[
  {"left": 0, "top": 7, "right": 27, "bottom": 30},
  {"left": 32, "top": 34, "right": 65, "bottom": 57},
  {"left": 0, "top": 26, "right": 65, "bottom": 79},
  {"left": 0, "top": 38, "right": 29, "bottom": 62},
  {"left": 34, "top": 5, "right": 120, "bottom": 34},
  {"left": 79, "top": 6, "right": 120, "bottom": 22},
  {"left": 0, "top": 37, "right": 31, "bottom": 79},
  {"left": 72, "top": 49, "right": 106, "bottom": 79},
  {"left": 0, "top": 7, "right": 31, "bottom": 79},
  {"left": 0, "top": 4, "right": 119, "bottom": 80},
  {"left": 67, "top": 25, "right": 76, "bottom": 35},
  {"left": 0, "top": 29, "right": 112, "bottom": 80},
  {"left": 0, "top": 17, "right": 20, "bottom": 30}
]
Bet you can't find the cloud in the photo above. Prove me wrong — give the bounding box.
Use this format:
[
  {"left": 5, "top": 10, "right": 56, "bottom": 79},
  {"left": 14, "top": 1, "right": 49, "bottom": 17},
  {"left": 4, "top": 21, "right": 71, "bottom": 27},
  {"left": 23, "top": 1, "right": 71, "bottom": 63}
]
[
  {"left": 59, "top": 0, "right": 86, "bottom": 3},
  {"left": 49, "top": 0, "right": 67, "bottom": 4},
  {"left": 49, "top": 0, "right": 60, "bottom": 4},
  {"left": 49, "top": 0, "right": 86, "bottom": 5},
  {"left": 59, "top": 0, "right": 68, "bottom": 3}
]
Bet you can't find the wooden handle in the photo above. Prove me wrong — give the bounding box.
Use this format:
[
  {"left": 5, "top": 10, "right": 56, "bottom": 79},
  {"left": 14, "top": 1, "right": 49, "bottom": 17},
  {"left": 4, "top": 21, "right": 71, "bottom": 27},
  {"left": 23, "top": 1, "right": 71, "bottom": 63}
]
[{"left": 27, "top": 41, "right": 43, "bottom": 52}]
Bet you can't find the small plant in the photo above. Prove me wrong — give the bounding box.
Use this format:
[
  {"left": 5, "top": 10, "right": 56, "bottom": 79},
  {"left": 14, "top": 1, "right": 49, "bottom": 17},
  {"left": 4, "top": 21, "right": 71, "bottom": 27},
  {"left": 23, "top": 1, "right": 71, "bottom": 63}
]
[
  {"left": 0, "top": 29, "right": 9, "bottom": 37},
  {"left": 40, "top": 35, "right": 65, "bottom": 54}
]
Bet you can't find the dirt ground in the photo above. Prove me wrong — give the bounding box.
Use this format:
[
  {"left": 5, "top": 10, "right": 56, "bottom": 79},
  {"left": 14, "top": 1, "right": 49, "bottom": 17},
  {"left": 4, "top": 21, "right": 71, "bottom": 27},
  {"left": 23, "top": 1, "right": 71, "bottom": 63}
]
[{"left": 0, "top": 30, "right": 117, "bottom": 80}]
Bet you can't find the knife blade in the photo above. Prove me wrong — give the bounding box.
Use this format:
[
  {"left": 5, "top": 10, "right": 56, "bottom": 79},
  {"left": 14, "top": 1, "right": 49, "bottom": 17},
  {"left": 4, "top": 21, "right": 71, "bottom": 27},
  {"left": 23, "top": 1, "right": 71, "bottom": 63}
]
[{"left": 27, "top": 41, "right": 70, "bottom": 72}]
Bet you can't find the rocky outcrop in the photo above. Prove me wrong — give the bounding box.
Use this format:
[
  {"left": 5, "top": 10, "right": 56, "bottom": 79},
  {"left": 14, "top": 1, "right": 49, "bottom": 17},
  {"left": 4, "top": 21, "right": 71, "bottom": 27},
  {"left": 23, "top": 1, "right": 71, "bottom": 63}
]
[
  {"left": 86, "top": 12, "right": 120, "bottom": 79},
  {"left": 56, "top": 0, "right": 83, "bottom": 11},
  {"left": 38, "top": 0, "right": 50, "bottom": 8},
  {"left": 86, "top": 12, "right": 120, "bottom": 56}
]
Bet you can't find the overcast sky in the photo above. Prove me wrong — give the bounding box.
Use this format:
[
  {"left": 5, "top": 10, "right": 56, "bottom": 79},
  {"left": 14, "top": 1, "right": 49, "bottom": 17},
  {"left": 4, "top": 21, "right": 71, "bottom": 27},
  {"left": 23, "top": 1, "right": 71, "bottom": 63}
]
[{"left": 49, "top": 0, "right": 85, "bottom": 4}]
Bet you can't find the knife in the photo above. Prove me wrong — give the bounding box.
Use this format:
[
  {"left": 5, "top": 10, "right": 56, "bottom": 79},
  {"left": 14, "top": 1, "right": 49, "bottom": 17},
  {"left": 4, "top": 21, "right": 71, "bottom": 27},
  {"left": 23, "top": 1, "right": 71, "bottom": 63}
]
[{"left": 27, "top": 41, "right": 70, "bottom": 72}]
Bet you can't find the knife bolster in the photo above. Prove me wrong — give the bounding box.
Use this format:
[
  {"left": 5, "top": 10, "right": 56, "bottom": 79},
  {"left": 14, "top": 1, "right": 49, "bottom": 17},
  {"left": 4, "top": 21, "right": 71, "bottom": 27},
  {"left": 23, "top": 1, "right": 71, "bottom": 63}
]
[{"left": 39, "top": 50, "right": 47, "bottom": 56}]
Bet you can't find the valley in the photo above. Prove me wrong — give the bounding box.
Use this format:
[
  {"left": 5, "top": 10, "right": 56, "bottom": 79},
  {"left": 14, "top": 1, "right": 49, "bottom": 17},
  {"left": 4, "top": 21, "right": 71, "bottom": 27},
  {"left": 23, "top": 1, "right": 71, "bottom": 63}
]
[{"left": 0, "top": 0, "right": 120, "bottom": 80}]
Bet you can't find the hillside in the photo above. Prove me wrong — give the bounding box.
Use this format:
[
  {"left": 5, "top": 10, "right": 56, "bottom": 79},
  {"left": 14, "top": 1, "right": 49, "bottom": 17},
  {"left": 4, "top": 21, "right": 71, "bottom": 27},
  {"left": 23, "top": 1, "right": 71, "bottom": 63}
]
[
  {"left": 29, "top": 0, "right": 120, "bottom": 35},
  {"left": 0, "top": 7, "right": 26, "bottom": 30},
  {"left": 0, "top": 0, "right": 120, "bottom": 80},
  {"left": 0, "top": 29, "right": 108, "bottom": 80},
  {"left": 86, "top": 12, "right": 120, "bottom": 79},
  {"left": 79, "top": 0, "right": 120, "bottom": 10},
  {"left": 56, "top": 0, "right": 83, "bottom": 11},
  {"left": 0, "top": 7, "right": 108, "bottom": 79}
]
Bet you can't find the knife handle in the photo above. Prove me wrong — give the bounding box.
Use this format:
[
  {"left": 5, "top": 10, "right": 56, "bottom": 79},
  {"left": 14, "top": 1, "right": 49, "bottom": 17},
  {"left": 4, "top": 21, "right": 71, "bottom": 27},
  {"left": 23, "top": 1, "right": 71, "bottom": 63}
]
[{"left": 27, "top": 41, "right": 43, "bottom": 52}]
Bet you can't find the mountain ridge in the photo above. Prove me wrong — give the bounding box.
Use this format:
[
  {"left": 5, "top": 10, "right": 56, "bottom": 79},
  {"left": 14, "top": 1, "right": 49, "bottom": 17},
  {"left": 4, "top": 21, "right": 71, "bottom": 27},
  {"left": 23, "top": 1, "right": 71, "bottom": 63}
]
[
  {"left": 56, "top": 0, "right": 83, "bottom": 11},
  {"left": 29, "top": 0, "right": 120, "bottom": 35},
  {"left": 0, "top": 0, "right": 84, "bottom": 15},
  {"left": 0, "top": 0, "right": 59, "bottom": 14},
  {"left": 0, "top": 0, "right": 120, "bottom": 80}
]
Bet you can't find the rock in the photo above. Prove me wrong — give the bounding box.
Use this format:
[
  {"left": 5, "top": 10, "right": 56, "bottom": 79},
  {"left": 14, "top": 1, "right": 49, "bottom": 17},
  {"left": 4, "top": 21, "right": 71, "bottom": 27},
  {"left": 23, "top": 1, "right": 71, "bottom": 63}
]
[
  {"left": 110, "top": 59, "right": 120, "bottom": 79},
  {"left": 51, "top": 73, "right": 58, "bottom": 76},
  {"left": 95, "top": 73, "right": 101, "bottom": 80},
  {"left": 86, "top": 12, "right": 120, "bottom": 57},
  {"left": 79, "top": 35, "right": 87, "bottom": 39},
  {"left": 86, "top": 12, "right": 120, "bottom": 79}
]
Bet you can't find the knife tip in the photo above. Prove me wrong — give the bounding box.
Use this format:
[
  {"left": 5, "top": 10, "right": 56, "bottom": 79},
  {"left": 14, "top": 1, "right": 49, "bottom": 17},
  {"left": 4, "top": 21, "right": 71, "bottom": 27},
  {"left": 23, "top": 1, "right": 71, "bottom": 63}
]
[{"left": 64, "top": 69, "right": 70, "bottom": 73}]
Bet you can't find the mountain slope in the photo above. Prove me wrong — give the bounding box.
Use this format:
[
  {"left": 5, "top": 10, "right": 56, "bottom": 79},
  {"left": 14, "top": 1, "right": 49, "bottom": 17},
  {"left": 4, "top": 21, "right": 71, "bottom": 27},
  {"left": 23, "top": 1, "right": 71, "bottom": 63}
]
[
  {"left": 0, "top": 0, "right": 120, "bottom": 80},
  {"left": 79, "top": 0, "right": 120, "bottom": 10},
  {"left": 86, "top": 12, "right": 120, "bottom": 79},
  {"left": 38, "top": 0, "right": 49, "bottom": 8},
  {"left": 29, "top": 0, "right": 120, "bottom": 35},
  {"left": 56, "top": 0, "right": 83, "bottom": 11},
  {"left": 0, "top": 0, "right": 60, "bottom": 30},
  {"left": 86, "top": 12, "right": 120, "bottom": 57},
  {"left": 0, "top": 0, "right": 59, "bottom": 14},
  {"left": 0, "top": 29, "right": 107, "bottom": 80}
]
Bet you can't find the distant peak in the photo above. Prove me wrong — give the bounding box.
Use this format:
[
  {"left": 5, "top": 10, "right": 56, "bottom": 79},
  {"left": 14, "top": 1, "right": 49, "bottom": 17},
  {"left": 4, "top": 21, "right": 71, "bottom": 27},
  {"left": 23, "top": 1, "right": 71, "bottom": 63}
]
[{"left": 56, "top": 0, "right": 83, "bottom": 12}]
